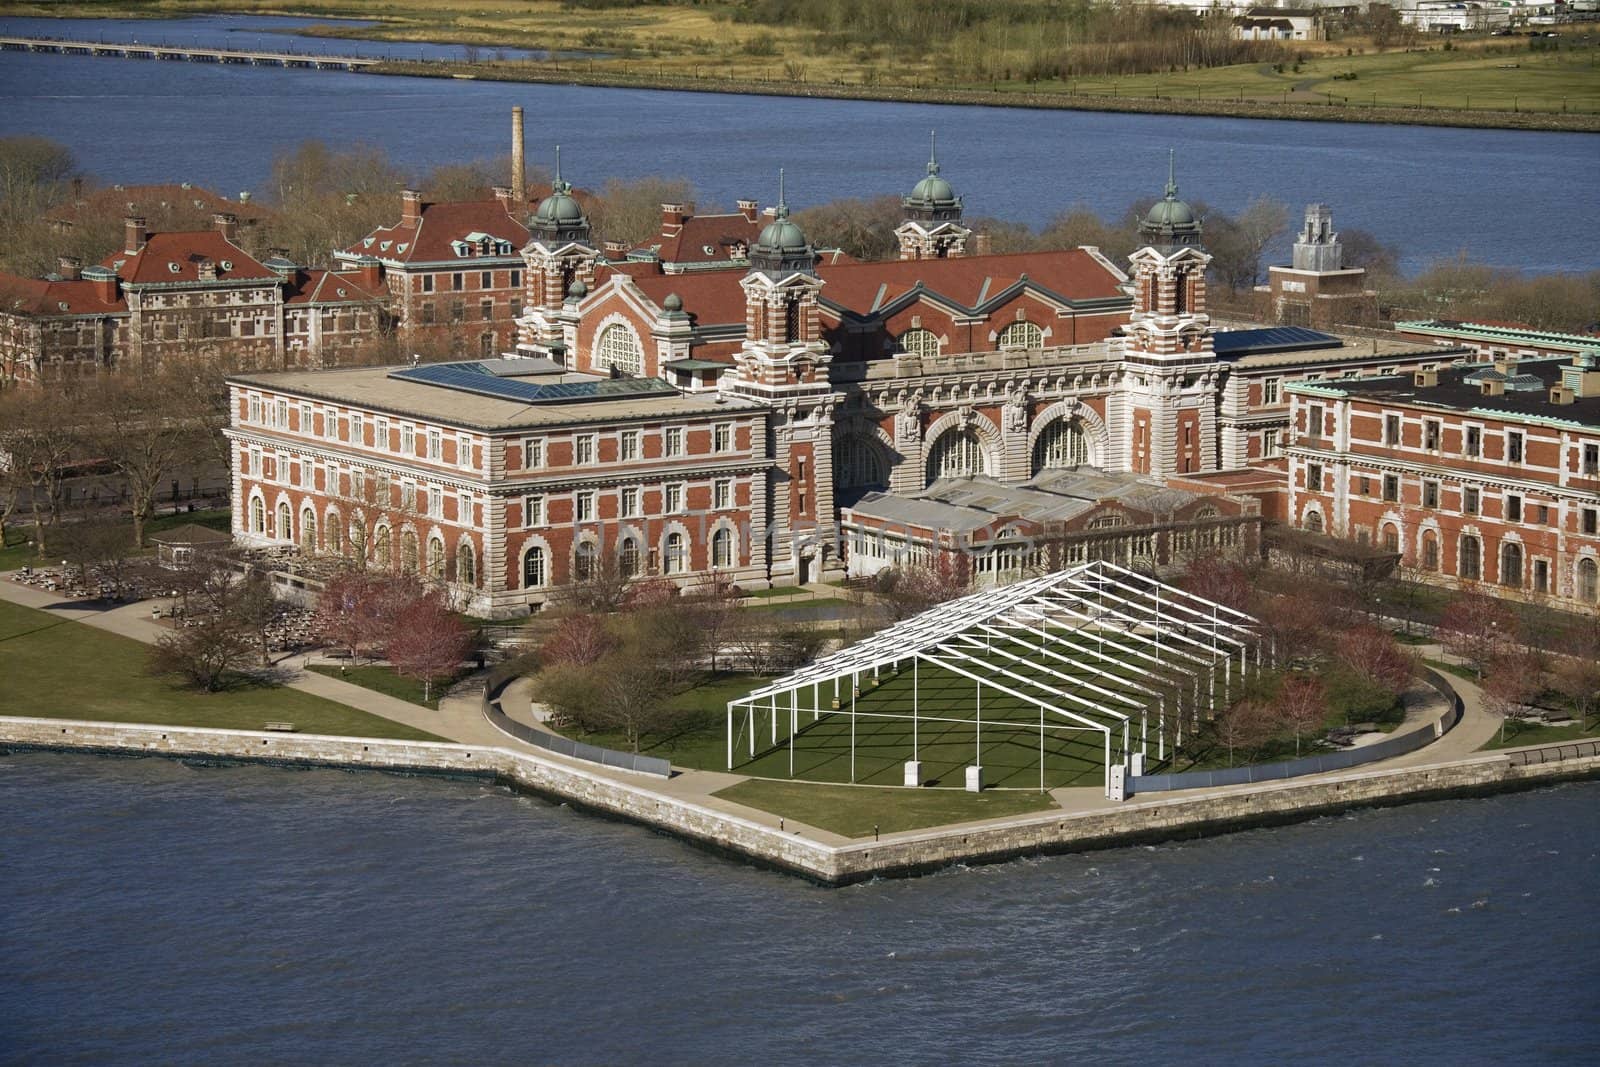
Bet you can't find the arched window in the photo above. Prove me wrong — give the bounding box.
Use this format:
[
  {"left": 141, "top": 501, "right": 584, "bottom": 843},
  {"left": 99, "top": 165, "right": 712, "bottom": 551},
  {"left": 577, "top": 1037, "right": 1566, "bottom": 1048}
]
[
  {"left": 456, "top": 540, "right": 476, "bottom": 587},
  {"left": 1460, "top": 534, "right": 1481, "bottom": 580},
  {"left": 1421, "top": 530, "right": 1439, "bottom": 571},
  {"left": 400, "top": 530, "right": 419, "bottom": 574},
  {"left": 479, "top": 333, "right": 495, "bottom": 358},
  {"left": 327, "top": 513, "right": 344, "bottom": 558},
  {"left": 301, "top": 508, "right": 317, "bottom": 553},
  {"left": 997, "top": 320, "right": 1042, "bottom": 350},
  {"left": 1579, "top": 558, "right": 1598, "bottom": 603},
  {"left": 835, "top": 434, "right": 888, "bottom": 492},
  {"left": 927, "top": 428, "right": 988, "bottom": 480},
  {"left": 897, "top": 328, "right": 940, "bottom": 359},
  {"left": 1381, "top": 523, "right": 1399, "bottom": 554},
  {"left": 618, "top": 536, "right": 641, "bottom": 577},
  {"left": 574, "top": 540, "right": 598, "bottom": 582},
  {"left": 427, "top": 536, "right": 445, "bottom": 580},
  {"left": 250, "top": 495, "right": 265, "bottom": 534},
  {"left": 523, "top": 545, "right": 546, "bottom": 588},
  {"left": 1500, "top": 541, "right": 1523, "bottom": 588},
  {"left": 595, "top": 323, "right": 643, "bottom": 377},
  {"left": 711, "top": 527, "right": 734, "bottom": 569},
  {"left": 1304, "top": 510, "right": 1324, "bottom": 535},
  {"left": 1032, "top": 418, "right": 1088, "bottom": 473},
  {"left": 374, "top": 525, "right": 391, "bottom": 570},
  {"left": 664, "top": 532, "right": 687, "bottom": 575},
  {"left": 276, "top": 501, "right": 292, "bottom": 541}
]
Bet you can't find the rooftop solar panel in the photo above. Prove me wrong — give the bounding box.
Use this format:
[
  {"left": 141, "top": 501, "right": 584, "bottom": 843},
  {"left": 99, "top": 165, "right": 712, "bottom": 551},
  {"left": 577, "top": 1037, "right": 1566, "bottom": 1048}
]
[
  {"left": 387, "top": 362, "right": 679, "bottom": 404},
  {"left": 1212, "top": 326, "right": 1343, "bottom": 359}
]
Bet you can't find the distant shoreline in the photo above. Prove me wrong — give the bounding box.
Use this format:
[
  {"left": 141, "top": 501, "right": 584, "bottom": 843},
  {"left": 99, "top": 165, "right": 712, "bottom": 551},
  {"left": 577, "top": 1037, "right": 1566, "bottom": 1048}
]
[{"left": 360, "top": 60, "right": 1600, "bottom": 135}]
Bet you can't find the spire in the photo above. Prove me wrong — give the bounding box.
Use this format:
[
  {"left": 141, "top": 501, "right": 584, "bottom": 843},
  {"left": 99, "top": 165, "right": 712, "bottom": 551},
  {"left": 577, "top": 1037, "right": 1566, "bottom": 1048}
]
[
  {"left": 530, "top": 144, "right": 588, "bottom": 243},
  {"left": 928, "top": 129, "right": 940, "bottom": 176},
  {"left": 1165, "top": 148, "right": 1178, "bottom": 201},
  {"left": 552, "top": 145, "right": 570, "bottom": 196},
  {"left": 776, "top": 168, "right": 788, "bottom": 220},
  {"left": 1139, "top": 149, "right": 1202, "bottom": 250}
]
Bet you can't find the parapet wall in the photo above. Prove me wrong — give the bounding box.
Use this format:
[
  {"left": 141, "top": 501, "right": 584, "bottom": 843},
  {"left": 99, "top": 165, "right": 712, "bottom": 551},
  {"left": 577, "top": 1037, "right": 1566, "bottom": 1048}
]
[{"left": 3, "top": 716, "right": 1596, "bottom": 886}]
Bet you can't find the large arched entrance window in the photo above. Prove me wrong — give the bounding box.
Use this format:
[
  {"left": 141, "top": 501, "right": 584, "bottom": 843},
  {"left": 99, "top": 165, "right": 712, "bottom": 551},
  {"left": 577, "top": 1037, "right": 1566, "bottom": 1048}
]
[
  {"left": 250, "top": 495, "right": 266, "bottom": 535},
  {"left": 997, "top": 321, "right": 1043, "bottom": 349},
  {"left": 927, "top": 428, "right": 988, "bottom": 480},
  {"left": 618, "top": 536, "right": 641, "bottom": 577},
  {"left": 1500, "top": 541, "right": 1523, "bottom": 588},
  {"left": 1460, "top": 534, "right": 1481, "bottom": 580},
  {"left": 276, "top": 501, "right": 292, "bottom": 541},
  {"left": 574, "top": 540, "right": 598, "bottom": 582},
  {"left": 523, "top": 545, "right": 546, "bottom": 588},
  {"left": 1304, "top": 510, "right": 1323, "bottom": 535},
  {"left": 301, "top": 508, "right": 317, "bottom": 553},
  {"left": 664, "top": 532, "right": 687, "bottom": 574},
  {"left": 835, "top": 434, "right": 888, "bottom": 495},
  {"left": 897, "top": 328, "right": 940, "bottom": 359},
  {"left": 1032, "top": 418, "right": 1089, "bottom": 473},
  {"left": 1421, "top": 530, "right": 1439, "bottom": 571},
  {"left": 595, "top": 323, "right": 643, "bottom": 377},
  {"left": 711, "top": 527, "right": 734, "bottom": 569},
  {"left": 1579, "top": 558, "right": 1599, "bottom": 603},
  {"left": 1381, "top": 523, "right": 1400, "bottom": 554},
  {"left": 427, "top": 536, "right": 446, "bottom": 580}
]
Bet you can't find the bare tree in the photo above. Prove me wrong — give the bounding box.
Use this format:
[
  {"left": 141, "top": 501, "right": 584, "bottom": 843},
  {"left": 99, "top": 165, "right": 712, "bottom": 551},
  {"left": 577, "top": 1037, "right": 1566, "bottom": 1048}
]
[
  {"left": 1437, "top": 591, "right": 1517, "bottom": 680},
  {"left": 89, "top": 370, "right": 212, "bottom": 547},
  {"left": 0, "top": 385, "right": 88, "bottom": 557},
  {"left": 1274, "top": 674, "right": 1327, "bottom": 756}
]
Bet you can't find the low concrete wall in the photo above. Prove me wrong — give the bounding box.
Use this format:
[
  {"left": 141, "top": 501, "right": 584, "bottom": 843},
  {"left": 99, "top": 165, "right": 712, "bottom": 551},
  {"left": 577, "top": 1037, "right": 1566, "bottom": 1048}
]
[{"left": 4, "top": 716, "right": 1597, "bottom": 886}]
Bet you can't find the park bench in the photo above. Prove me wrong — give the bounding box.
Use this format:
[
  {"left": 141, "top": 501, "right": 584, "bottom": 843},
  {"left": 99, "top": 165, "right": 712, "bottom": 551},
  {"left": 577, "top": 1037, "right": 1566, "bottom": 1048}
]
[{"left": 263, "top": 721, "right": 298, "bottom": 733}]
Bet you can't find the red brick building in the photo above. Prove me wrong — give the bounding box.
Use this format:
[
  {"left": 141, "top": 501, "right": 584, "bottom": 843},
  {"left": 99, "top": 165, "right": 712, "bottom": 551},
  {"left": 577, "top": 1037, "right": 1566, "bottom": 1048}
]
[{"left": 1285, "top": 353, "right": 1600, "bottom": 609}]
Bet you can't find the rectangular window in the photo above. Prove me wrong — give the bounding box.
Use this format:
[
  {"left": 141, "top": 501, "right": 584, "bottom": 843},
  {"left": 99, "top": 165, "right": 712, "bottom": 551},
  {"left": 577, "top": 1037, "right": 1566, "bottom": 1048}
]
[
  {"left": 1584, "top": 508, "right": 1598, "bottom": 536},
  {"left": 248, "top": 448, "right": 262, "bottom": 477},
  {"left": 664, "top": 427, "right": 684, "bottom": 457},
  {"left": 400, "top": 425, "right": 415, "bottom": 457},
  {"left": 1423, "top": 480, "right": 1440, "bottom": 509},
  {"left": 1584, "top": 443, "right": 1599, "bottom": 476},
  {"left": 664, "top": 483, "right": 683, "bottom": 513},
  {"left": 713, "top": 423, "right": 733, "bottom": 452},
  {"left": 575, "top": 434, "right": 597, "bottom": 465},
  {"left": 1424, "top": 419, "right": 1441, "bottom": 451},
  {"left": 450, "top": 300, "right": 464, "bottom": 324},
  {"left": 350, "top": 412, "right": 365, "bottom": 445},
  {"left": 1507, "top": 431, "right": 1524, "bottom": 465},
  {"left": 480, "top": 299, "right": 494, "bottom": 321},
  {"left": 510, "top": 297, "right": 523, "bottom": 319},
  {"left": 374, "top": 473, "right": 391, "bottom": 505},
  {"left": 400, "top": 482, "right": 417, "bottom": 513},
  {"left": 1263, "top": 428, "right": 1282, "bottom": 458},
  {"left": 421, "top": 302, "right": 436, "bottom": 325},
  {"left": 458, "top": 492, "right": 473, "bottom": 524},
  {"left": 620, "top": 487, "right": 639, "bottom": 517},
  {"left": 1465, "top": 425, "right": 1482, "bottom": 458},
  {"left": 1308, "top": 404, "right": 1324, "bottom": 437},
  {"left": 300, "top": 403, "right": 313, "bottom": 433},
  {"left": 525, "top": 495, "right": 543, "bottom": 527},
  {"left": 1262, "top": 378, "right": 1280, "bottom": 405},
  {"left": 510, "top": 269, "right": 521, "bottom": 288},
  {"left": 1464, "top": 486, "right": 1480, "bottom": 515},
  {"left": 1358, "top": 475, "right": 1371, "bottom": 497},
  {"left": 1307, "top": 462, "right": 1323, "bottom": 491},
  {"left": 374, "top": 417, "right": 389, "bottom": 450},
  {"left": 247, "top": 394, "right": 261, "bottom": 424},
  {"left": 713, "top": 479, "right": 732, "bottom": 510},
  {"left": 480, "top": 271, "right": 493, "bottom": 289},
  {"left": 1537, "top": 504, "right": 1549, "bottom": 525},
  {"left": 1382, "top": 474, "right": 1399, "bottom": 503},
  {"left": 451, "top": 272, "right": 464, "bottom": 292},
  {"left": 524, "top": 438, "right": 544, "bottom": 469},
  {"left": 275, "top": 399, "right": 289, "bottom": 428},
  {"left": 421, "top": 275, "right": 434, "bottom": 294},
  {"left": 428, "top": 486, "right": 443, "bottom": 520},
  {"left": 619, "top": 430, "right": 640, "bottom": 462},
  {"left": 457, "top": 434, "right": 473, "bottom": 470},
  {"left": 323, "top": 407, "right": 337, "bottom": 440},
  {"left": 1505, "top": 494, "right": 1522, "bottom": 524},
  {"left": 427, "top": 430, "right": 442, "bottom": 460},
  {"left": 1385, "top": 413, "right": 1401, "bottom": 446},
  {"left": 575, "top": 491, "right": 595, "bottom": 523},
  {"left": 1534, "top": 559, "right": 1549, "bottom": 595}
]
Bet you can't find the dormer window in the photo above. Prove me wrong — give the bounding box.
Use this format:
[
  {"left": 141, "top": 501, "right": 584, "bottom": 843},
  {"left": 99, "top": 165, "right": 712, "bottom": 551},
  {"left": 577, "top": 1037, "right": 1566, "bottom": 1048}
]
[
  {"left": 219, "top": 260, "right": 232, "bottom": 271},
  {"left": 167, "top": 262, "right": 181, "bottom": 273}
]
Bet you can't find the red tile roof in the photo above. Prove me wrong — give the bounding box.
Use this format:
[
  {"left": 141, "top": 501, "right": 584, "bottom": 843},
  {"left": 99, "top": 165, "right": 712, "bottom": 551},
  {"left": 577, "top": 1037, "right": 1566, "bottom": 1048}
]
[
  {"left": 284, "top": 268, "right": 383, "bottom": 306},
  {"left": 48, "top": 183, "right": 267, "bottom": 226},
  {"left": 347, "top": 199, "right": 530, "bottom": 266},
  {"left": 817, "top": 249, "right": 1125, "bottom": 314},
  {"left": 629, "top": 272, "right": 749, "bottom": 326},
  {"left": 636, "top": 211, "right": 763, "bottom": 266},
  {"left": 103, "top": 230, "right": 276, "bottom": 286},
  {"left": 0, "top": 273, "right": 126, "bottom": 316}
]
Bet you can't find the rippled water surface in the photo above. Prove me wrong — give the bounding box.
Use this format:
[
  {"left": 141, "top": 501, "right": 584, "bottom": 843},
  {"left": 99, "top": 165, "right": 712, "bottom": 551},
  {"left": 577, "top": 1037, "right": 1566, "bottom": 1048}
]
[{"left": 2, "top": 753, "right": 1596, "bottom": 1064}]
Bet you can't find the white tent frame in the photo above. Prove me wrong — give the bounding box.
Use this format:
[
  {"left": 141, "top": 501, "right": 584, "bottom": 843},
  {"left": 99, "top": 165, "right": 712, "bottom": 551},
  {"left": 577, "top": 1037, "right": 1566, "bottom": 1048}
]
[{"left": 728, "top": 560, "right": 1262, "bottom": 798}]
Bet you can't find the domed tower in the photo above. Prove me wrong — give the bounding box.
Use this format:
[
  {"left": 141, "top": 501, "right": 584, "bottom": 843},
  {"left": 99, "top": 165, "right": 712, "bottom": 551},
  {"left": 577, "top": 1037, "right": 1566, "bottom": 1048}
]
[
  {"left": 895, "top": 132, "right": 969, "bottom": 260},
  {"left": 1117, "top": 152, "right": 1219, "bottom": 477},
  {"left": 517, "top": 147, "right": 599, "bottom": 362},
  {"left": 728, "top": 171, "right": 842, "bottom": 587}
]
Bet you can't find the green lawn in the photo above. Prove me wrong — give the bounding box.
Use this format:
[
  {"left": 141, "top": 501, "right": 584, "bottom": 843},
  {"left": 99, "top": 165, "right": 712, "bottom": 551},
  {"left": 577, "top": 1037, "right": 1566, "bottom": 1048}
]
[
  {"left": 714, "top": 779, "right": 1059, "bottom": 838},
  {"left": 306, "top": 662, "right": 471, "bottom": 710},
  {"left": 1481, "top": 718, "right": 1594, "bottom": 750},
  {"left": 552, "top": 672, "right": 777, "bottom": 767},
  {"left": 0, "top": 599, "right": 446, "bottom": 741}
]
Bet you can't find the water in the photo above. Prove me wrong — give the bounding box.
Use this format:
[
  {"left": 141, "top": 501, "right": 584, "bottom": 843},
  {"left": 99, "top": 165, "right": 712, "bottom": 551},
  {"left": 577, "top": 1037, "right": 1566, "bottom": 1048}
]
[
  {"left": 3, "top": 751, "right": 1596, "bottom": 1063},
  {"left": 2, "top": 16, "right": 1598, "bottom": 274}
]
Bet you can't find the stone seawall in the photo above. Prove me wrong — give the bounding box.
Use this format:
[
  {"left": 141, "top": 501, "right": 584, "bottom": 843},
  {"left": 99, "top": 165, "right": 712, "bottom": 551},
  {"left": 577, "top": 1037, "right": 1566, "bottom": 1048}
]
[{"left": 4, "top": 717, "right": 1596, "bottom": 886}]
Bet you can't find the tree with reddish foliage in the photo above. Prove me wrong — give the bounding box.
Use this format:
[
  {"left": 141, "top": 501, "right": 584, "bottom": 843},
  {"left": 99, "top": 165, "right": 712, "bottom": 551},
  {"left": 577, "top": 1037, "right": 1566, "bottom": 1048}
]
[
  {"left": 873, "top": 554, "right": 971, "bottom": 621},
  {"left": 1336, "top": 624, "right": 1416, "bottom": 699},
  {"left": 386, "top": 593, "right": 474, "bottom": 703},
  {"left": 1274, "top": 674, "right": 1328, "bottom": 755},
  {"left": 1213, "top": 700, "right": 1279, "bottom": 767},
  {"left": 315, "top": 569, "right": 420, "bottom": 661},
  {"left": 1436, "top": 592, "right": 1517, "bottom": 679},
  {"left": 1482, "top": 648, "right": 1545, "bottom": 743},
  {"left": 539, "top": 613, "right": 615, "bottom": 668},
  {"left": 1180, "top": 553, "right": 1253, "bottom": 615},
  {"left": 1258, "top": 579, "right": 1339, "bottom": 665}
]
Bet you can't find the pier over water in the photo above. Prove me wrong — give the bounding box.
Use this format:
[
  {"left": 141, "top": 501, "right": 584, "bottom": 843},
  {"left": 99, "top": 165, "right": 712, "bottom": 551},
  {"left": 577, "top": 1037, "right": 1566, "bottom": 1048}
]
[{"left": 0, "top": 35, "right": 380, "bottom": 71}]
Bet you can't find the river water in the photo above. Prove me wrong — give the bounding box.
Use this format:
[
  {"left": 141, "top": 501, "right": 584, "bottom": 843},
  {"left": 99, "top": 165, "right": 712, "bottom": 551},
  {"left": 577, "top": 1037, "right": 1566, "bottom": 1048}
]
[
  {"left": 1, "top": 15, "right": 1597, "bottom": 274},
  {"left": 2, "top": 752, "right": 1596, "bottom": 1064}
]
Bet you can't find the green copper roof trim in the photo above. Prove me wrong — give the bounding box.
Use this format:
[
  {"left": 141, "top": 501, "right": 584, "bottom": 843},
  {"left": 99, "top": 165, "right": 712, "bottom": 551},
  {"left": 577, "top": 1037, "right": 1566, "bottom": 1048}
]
[
  {"left": 1283, "top": 382, "right": 1348, "bottom": 398},
  {"left": 1396, "top": 320, "right": 1600, "bottom": 350}
]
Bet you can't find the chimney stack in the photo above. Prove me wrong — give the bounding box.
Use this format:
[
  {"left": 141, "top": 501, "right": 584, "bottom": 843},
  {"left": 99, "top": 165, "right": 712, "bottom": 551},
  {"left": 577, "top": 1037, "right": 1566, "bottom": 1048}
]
[
  {"left": 197, "top": 258, "right": 218, "bottom": 282},
  {"left": 511, "top": 106, "right": 526, "bottom": 204},
  {"left": 603, "top": 240, "right": 628, "bottom": 257},
  {"left": 492, "top": 185, "right": 513, "bottom": 211},
  {"left": 973, "top": 232, "right": 993, "bottom": 256},
  {"left": 401, "top": 189, "right": 423, "bottom": 227},
  {"left": 736, "top": 198, "right": 759, "bottom": 223},
  {"left": 213, "top": 212, "right": 239, "bottom": 243},
  {"left": 124, "top": 216, "right": 147, "bottom": 254},
  {"left": 57, "top": 255, "right": 81, "bottom": 281},
  {"left": 660, "top": 203, "right": 691, "bottom": 237}
]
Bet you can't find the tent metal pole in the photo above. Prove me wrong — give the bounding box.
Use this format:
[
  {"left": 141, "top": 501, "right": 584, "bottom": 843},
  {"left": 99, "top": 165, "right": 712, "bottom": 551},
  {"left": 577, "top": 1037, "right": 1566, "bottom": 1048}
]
[{"left": 727, "top": 704, "right": 734, "bottom": 769}]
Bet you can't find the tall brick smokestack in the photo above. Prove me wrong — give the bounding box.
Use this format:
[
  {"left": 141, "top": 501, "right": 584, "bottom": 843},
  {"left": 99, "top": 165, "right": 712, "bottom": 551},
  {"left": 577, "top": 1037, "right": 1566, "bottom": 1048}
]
[{"left": 512, "top": 105, "right": 526, "bottom": 204}]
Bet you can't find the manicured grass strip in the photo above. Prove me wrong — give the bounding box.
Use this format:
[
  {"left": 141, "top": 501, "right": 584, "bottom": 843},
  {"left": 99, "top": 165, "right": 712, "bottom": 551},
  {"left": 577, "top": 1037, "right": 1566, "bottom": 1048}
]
[
  {"left": 554, "top": 673, "right": 776, "bottom": 768},
  {"left": 306, "top": 663, "right": 469, "bottom": 711},
  {"left": 0, "top": 600, "right": 446, "bottom": 742},
  {"left": 1480, "top": 719, "right": 1594, "bottom": 751},
  {"left": 714, "top": 778, "right": 1059, "bottom": 839}
]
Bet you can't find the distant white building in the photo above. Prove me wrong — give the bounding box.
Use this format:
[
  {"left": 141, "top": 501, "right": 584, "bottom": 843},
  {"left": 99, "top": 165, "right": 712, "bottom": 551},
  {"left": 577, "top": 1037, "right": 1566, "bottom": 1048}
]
[
  {"left": 1400, "top": 2, "right": 1514, "bottom": 31},
  {"left": 1234, "top": 7, "right": 1329, "bottom": 38}
]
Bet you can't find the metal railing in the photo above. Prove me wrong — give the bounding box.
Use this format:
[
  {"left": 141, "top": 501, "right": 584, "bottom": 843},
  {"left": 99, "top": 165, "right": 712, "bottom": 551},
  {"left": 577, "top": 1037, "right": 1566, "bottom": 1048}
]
[
  {"left": 1128, "top": 666, "right": 1463, "bottom": 795},
  {"left": 480, "top": 666, "right": 671, "bottom": 778},
  {"left": 1505, "top": 738, "right": 1600, "bottom": 767}
]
